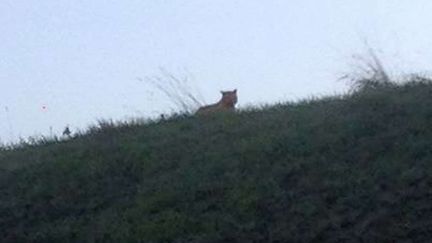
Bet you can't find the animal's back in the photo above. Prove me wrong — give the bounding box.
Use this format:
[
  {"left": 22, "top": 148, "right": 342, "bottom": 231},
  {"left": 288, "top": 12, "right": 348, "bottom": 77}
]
[{"left": 196, "top": 103, "right": 220, "bottom": 115}]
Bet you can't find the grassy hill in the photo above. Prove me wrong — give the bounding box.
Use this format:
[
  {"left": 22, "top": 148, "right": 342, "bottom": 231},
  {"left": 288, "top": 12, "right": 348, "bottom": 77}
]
[{"left": 2, "top": 78, "right": 432, "bottom": 242}]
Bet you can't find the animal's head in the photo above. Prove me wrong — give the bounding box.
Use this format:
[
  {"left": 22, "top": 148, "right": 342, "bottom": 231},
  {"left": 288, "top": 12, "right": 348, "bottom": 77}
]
[{"left": 220, "top": 89, "right": 238, "bottom": 106}]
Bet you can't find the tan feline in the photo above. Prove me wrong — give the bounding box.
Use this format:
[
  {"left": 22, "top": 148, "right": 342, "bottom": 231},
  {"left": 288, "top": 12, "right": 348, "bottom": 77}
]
[{"left": 196, "top": 89, "right": 238, "bottom": 115}]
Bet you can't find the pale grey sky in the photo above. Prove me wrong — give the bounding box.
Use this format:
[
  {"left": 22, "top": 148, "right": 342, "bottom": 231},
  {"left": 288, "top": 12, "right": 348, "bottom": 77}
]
[{"left": 1, "top": 1, "right": 432, "bottom": 143}]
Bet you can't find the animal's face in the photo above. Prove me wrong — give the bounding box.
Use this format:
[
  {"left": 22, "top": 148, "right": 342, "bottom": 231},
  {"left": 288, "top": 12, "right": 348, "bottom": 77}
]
[{"left": 220, "top": 89, "right": 238, "bottom": 105}]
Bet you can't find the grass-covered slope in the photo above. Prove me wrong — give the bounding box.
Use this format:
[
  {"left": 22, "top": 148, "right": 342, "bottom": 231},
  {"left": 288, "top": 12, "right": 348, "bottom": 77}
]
[{"left": 2, "top": 80, "right": 432, "bottom": 242}]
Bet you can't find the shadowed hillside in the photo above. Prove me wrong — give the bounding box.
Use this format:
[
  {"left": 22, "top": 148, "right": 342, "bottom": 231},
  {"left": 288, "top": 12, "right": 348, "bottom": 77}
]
[{"left": 2, "top": 78, "right": 432, "bottom": 242}]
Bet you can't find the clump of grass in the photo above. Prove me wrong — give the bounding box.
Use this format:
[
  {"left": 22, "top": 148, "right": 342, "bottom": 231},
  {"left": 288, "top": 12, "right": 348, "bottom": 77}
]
[
  {"left": 341, "top": 46, "right": 393, "bottom": 92},
  {"left": 140, "top": 68, "right": 205, "bottom": 114}
]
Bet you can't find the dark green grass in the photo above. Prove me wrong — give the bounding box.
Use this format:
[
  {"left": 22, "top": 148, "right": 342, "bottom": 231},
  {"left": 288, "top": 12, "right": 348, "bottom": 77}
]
[{"left": 2, "top": 79, "right": 432, "bottom": 242}]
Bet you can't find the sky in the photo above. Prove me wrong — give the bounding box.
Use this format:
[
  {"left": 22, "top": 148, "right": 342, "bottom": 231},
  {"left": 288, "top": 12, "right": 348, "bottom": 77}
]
[{"left": 1, "top": 0, "right": 432, "bottom": 143}]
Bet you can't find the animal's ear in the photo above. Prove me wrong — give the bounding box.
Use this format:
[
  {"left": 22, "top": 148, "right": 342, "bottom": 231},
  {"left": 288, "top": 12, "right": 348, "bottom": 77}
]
[
  {"left": 233, "top": 89, "right": 237, "bottom": 93},
  {"left": 220, "top": 91, "right": 225, "bottom": 95}
]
